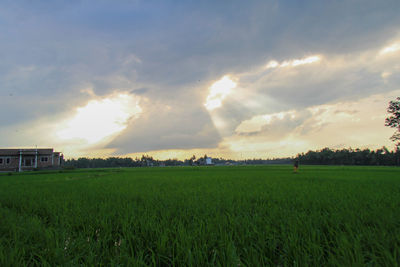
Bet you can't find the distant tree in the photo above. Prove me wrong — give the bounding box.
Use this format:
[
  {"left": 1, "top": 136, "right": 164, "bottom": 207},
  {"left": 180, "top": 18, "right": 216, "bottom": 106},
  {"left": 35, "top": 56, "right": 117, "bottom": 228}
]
[
  {"left": 385, "top": 97, "right": 400, "bottom": 147},
  {"left": 189, "top": 155, "right": 196, "bottom": 165}
]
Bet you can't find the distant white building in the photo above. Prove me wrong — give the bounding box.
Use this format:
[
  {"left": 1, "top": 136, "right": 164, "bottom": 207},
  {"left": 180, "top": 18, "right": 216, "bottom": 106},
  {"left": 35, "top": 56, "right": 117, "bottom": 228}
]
[{"left": 196, "top": 156, "right": 213, "bottom": 166}]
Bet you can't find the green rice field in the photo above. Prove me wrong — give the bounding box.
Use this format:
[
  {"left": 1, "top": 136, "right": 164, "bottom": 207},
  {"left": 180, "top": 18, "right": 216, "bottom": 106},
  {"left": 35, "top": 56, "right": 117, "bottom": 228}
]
[{"left": 0, "top": 165, "right": 399, "bottom": 266}]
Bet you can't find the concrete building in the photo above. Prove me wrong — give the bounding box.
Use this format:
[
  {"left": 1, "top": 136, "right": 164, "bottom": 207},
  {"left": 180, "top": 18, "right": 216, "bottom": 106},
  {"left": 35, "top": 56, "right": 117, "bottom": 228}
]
[
  {"left": 0, "top": 148, "right": 63, "bottom": 172},
  {"left": 197, "top": 156, "right": 213, "bottom": 166}
]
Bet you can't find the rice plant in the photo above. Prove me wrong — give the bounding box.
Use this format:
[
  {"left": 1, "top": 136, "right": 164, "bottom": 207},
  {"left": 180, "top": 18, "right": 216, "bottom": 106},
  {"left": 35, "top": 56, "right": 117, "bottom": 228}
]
[{"left": 0, "top": 165, "right": 399, "bottom": 266}]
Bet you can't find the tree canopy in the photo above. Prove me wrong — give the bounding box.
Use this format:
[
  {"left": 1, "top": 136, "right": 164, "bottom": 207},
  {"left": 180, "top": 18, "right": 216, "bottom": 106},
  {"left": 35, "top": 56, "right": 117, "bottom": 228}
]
[{"left": 385, "top": 97, "right": 400, "bottom": 146}]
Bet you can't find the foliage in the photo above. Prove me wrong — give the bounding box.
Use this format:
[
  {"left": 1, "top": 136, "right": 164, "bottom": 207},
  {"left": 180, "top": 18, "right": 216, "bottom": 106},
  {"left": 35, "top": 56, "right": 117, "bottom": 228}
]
[
  {"left": 385, "top": 96, "right": 400, "bottom": 145},
  {"left": 63, "top": 156, "right": 289, "bottom": 169},
  {"left": 0, "top": 166, "right": 399, "bottom": 265},
  {"left": 296, "top": 147, "right": 400, "bottom": 166},
  {"left": 63, "top": 146, "right": 400, "bottom": 169}
]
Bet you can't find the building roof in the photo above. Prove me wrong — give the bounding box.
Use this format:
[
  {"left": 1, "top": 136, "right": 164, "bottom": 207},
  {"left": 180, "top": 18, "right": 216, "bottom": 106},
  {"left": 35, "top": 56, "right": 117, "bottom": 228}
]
[{"left": 0, "top": 148, "right": 55, "bottom": 156}]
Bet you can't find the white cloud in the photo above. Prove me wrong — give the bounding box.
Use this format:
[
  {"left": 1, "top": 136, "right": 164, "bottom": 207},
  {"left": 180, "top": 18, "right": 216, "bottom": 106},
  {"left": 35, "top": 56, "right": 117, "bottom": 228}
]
[
  {"left": 265, "top": 55, "right": 321, "bottom": 69},
  {"left": 291, "top": 55, "right": 321, "bottom": 66},
  {"left": 265, "top": 60, "right": 279, "bottom": 69},
  {"left": 235, "top": 110, "right": 297, "bottom": 134},
  {"left": 379, "top": 42, "right": 400, "bottom": 55},
  {"left": 381, "top": 71, "right": 392, "bottom": 79},
  {"left": 204, "top": 75, "right": 237, "bottom": 111},
  {"left": 2, "top": 1, "right": 400, "bottom": 159},
  {"left": 0, "top": 91, "right": 143, "bottom": 158},
  {"left": 218, "top": 91, "right": 399, "bottom": 158},
  {"left": 57, "top": 93, "right": 141, "bottom": 144}
]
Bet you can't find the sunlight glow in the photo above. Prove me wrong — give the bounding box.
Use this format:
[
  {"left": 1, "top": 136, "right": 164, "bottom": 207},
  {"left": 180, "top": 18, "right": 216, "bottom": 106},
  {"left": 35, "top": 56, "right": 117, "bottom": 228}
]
[
  {"left": 204, "top": 76, "right": 237, "bottom": 111},
  {"left": 381, "top": 71, "right": 392, "bottom": 79},
  {"left": 265, "top": 55, "right": 321, "bottom": 69},
  {"left": 380, "top": 42, "right": 400, "bottom": 55},
  {"left": 57, "top": 93, "right": 141, "bottom": 144},
  {"left": 291, "top": 56, "right": 320, "bottom": 66},
  {"left": 265, "top": 60, "right": 279, "bottom": 69}
]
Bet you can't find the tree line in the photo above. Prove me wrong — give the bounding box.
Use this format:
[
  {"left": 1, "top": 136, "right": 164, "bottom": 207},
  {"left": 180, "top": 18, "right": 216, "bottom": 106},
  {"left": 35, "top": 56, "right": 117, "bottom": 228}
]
[
  {"left": 63, "top": 154, "right": 293, "bottom": 169},
  {"left": 62, "top": 96, "right": 400, "bottom": 169},
  {"left": 296, "top": 147, "right": 400, "bottom": 166},
  {"left": 62, "top": 146, "right": 400, "bottom": 169}
]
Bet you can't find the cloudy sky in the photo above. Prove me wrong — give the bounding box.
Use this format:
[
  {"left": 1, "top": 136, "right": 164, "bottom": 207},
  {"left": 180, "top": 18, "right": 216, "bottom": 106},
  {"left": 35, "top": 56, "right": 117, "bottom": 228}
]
[{"left": 1, "top": 0, "right": 400, "bottom": 159}]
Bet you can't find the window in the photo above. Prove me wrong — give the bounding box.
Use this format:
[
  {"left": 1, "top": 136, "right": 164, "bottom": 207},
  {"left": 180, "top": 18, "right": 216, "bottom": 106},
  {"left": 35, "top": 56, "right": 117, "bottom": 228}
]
[
  {"left": 0, "top": 158, "right": 3, "bottom": 165},
  {"left": 24, "top": 159, "right": 32, "bottom": 166},
  {"left": 41, "top": 157, "right": 48, "bottom": 162},
  {"left": 6, "top": 158, "right": 10, "bottom": 164}
]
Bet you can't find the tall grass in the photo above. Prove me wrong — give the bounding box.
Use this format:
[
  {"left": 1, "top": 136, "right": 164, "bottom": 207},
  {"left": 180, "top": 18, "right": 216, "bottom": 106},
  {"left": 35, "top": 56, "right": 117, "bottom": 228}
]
[{"left": 0, "top": 166, "right": 399, "bottom": 266}]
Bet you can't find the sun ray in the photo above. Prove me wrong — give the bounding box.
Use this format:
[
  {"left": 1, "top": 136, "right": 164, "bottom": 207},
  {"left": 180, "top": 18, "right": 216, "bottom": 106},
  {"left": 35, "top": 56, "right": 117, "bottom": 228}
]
[{"left": 204, "top": 76, "right": 237, "bottom": 111}]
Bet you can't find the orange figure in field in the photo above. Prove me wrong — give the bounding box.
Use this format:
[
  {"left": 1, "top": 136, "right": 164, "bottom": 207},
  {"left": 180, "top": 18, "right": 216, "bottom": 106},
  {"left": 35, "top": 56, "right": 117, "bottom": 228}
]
[{"left": 293, "top": 160, "right": 299, "bottom": 173}]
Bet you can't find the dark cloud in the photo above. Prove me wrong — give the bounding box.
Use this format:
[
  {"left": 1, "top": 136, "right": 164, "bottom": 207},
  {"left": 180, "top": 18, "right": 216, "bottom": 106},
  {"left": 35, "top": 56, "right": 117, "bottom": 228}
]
[
  {"left": 107, "top": 103, "right": 221, "bottom": 153},
  {"left": 130, "top": 87, "right": 149, "bottom": 95},
  {"left": 0, "top": 0, "right": 399, "bottom": 152},
  {"left": 263, "top": 69, "right": 385, "bottom": 108}
]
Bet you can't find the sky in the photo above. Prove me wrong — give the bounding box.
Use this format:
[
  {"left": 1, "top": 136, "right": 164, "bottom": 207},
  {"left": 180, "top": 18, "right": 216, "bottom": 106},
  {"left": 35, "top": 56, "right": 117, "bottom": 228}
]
[{"left": 1, "top": 0, "right": 400, "bottom": 159}]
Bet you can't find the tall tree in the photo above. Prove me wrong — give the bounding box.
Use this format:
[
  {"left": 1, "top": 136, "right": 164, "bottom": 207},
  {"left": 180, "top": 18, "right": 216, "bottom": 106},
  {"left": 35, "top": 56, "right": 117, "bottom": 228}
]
[{"left": 385, "top": 97, "right": 400, "bottom": 146}]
